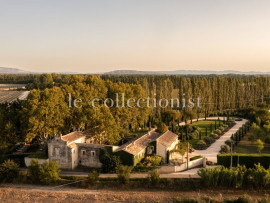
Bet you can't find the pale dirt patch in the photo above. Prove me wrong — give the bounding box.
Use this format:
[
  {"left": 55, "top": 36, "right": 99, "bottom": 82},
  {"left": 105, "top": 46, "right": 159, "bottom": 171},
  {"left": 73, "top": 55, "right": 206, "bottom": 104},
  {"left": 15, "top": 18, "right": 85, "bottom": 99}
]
[{"left": 0, "top": 184, "right": 268, "bottom": 203}]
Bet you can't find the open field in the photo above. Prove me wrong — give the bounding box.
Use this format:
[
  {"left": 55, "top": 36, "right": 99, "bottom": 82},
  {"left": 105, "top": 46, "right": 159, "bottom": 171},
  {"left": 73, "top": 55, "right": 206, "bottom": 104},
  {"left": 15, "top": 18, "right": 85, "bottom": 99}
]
[
  {"left": 0, "top": 184, "right": 269, "bottom": 203},
  {"left": 234, "top": 135, "right": 270, "bottom": 154}
]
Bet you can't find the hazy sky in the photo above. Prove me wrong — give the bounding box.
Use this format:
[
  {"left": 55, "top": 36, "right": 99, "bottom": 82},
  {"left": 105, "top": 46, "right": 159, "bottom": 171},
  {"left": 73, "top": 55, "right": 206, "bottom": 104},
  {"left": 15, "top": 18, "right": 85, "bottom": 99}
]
[{"left": 1, "top": 0, "right": 270, "bottom": 73}]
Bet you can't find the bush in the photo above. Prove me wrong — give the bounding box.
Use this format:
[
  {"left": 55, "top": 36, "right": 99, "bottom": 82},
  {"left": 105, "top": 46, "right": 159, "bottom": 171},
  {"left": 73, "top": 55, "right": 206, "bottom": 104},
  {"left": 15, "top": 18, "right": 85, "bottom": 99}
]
[
  {"left": 220, "top": 145, "right": 230, "bottom": 154},
  {"left": 223, "top": 124, "right": 229, "bottom": 129},
  {"left": 39, "top": 161, "right": 61, "bottom": 185},
  {"left": 210, "top": 133, "right": 219, "bottom": 139},
  {"left": 148, "top": 169, "right": 160, "bottom": 185},
  {"left": 248, "top": 134, "right": 255, "bottom": 142},
  {"left": 196, "top": 140, "right": 207, "bottom": 150},
  {"left": 225, "top": 139, "right": 233, "bottom": 146},
  {"left": 214, "top": 129, "right": 222, "bottom": 135},
  {"left": 198, "top": 165, "right": 247, "bottom": 188},
  {"left": 265, "top": 135, "right": 270, "bottom": 144},
  {"left": 217, "top": 154, "right": 270, "bottom": 169},
  {"left": 28, "top": 159, "right": 40, "bottom": 183},
  {"left": 249, "top": 164, "right": 270, "bottom": 188},
  {"left": 100, "top": 151, "right": 121, "bottom": 173},
  {"left": 0, "top": 159, "right": 19, "bottom": 183},
  {"left": 88, "top": 170, "right": 99, "bottom": 185},
  {"left": 219, "top": 126, "right": 225, "bottom": 132},
  {"left": 116, "top": 165, "right": 133, "bottom": 184},
  {"left": 203, "top": 137, "right": 215, "bottom": 145},
  {"left": 144, "top": 156, "right": 162, "bottom": 166}
]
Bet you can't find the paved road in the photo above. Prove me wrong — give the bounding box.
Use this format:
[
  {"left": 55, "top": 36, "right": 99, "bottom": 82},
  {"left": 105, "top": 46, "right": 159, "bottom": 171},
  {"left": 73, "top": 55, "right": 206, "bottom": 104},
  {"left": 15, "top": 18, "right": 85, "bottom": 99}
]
[{"left": 59, "top": 170, "right": 200, "bottom": 178}]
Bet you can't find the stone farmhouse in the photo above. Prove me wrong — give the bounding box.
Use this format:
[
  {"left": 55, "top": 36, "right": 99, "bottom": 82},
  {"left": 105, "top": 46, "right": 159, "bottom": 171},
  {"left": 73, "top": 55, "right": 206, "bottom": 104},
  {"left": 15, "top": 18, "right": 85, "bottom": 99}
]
[{"left": 48, "top": 129, "right": 178, "bottom": 170}]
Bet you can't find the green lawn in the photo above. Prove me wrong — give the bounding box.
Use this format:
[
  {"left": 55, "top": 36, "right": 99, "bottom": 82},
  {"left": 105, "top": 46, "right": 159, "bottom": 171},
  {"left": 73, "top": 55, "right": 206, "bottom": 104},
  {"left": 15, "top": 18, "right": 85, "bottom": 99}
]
[
  {"left": 191, "top": 120, "right": 225, "bottom": 137},
  {"left": 234, "top": 135, "right": 270, "bottom": 154}
]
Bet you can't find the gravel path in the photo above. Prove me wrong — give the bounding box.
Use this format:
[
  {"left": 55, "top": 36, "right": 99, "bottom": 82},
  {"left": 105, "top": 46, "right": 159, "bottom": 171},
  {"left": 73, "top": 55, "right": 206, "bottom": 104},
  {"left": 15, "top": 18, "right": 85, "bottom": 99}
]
[{"left": 192, "top": 118, "right": 248, "bottom": 162}]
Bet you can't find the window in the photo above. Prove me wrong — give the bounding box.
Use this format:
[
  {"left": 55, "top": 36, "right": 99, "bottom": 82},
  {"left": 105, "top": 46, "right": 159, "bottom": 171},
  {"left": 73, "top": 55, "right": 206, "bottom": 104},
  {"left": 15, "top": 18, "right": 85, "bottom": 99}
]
[
  {"left": 91, "top": 151, "right": 96, "bottom": 157},
  {"left": 81, "top": 150, "right": 86, "bottom": 157},
  {"left": 55, "top": 148, "right": 60, "bottom": 156}
]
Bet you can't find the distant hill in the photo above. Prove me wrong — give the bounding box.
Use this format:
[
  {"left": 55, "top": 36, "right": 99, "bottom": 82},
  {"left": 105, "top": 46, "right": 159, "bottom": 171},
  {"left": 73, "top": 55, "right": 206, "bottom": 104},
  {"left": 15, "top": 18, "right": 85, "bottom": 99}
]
[
  {"left": 105, "top": 70, "right": 270, "bottom": 75},
  {"left": 0, "top": 67, "right": 27, "bottom": 74},
  {"left": 1, "top": 67, "right": 270, "bottom": 75}
]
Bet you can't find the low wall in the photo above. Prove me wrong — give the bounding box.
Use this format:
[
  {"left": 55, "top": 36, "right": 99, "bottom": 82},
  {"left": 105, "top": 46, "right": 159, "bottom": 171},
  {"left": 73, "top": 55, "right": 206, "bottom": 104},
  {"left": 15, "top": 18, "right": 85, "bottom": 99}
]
[
  {"left": 24, "top": 157, "right": 49, "bottom": 167},
  {"left": 157, "top": 157, "right": 204, "bottom": 173}
]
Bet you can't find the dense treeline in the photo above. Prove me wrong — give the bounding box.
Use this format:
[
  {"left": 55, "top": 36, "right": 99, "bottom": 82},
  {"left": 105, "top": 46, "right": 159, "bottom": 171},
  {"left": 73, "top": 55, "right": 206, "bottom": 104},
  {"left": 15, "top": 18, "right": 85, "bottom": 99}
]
[{"left": 0, "top": 73, "right": 269, "bottom": 149}]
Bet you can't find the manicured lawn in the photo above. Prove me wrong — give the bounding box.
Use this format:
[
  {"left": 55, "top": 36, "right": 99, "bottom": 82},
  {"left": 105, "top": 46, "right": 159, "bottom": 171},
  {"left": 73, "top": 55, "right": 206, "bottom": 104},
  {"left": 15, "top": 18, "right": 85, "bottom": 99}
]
[
  {"left": 191, "top": 120, "right": 225, "bottom": 137},
  {"left": 234, "top": 135, "right": 270, "bottom": 154}
]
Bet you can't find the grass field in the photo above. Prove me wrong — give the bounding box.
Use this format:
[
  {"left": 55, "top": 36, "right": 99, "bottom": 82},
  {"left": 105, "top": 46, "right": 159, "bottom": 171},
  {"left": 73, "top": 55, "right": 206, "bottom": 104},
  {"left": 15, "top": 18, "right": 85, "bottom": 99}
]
[
  {"left": 188, "top": 120, "right": 225, "bottom": 146},
  {"left": 191, "top": 120, "right": 225, "bottom": 137},
  {"left": 234, "top": 134, "right": 270, "bottom": 154}
]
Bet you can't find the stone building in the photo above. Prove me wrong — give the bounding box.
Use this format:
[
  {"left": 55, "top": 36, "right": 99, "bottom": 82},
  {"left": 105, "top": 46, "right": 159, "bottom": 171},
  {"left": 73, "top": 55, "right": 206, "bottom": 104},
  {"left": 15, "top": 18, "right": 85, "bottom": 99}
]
[
  {"left": 48, "top": 131, "right": 104, "bottom": 170},
  {"left": 48, "top": 129, "right": 178, "bottom": 170}
]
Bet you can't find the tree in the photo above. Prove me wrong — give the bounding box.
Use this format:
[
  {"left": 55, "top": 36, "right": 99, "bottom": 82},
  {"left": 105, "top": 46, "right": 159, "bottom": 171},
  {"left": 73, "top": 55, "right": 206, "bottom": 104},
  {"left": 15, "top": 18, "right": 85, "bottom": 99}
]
[
  {"left": 0, "top": 159, "right": 19, "bottom": 183},
  {"left": 256, "top": 139, "right": 264, "bottom": 154},
  {"left": 100, "top": 151, "right": 121, "bottom": 173},
  {"left": 116, "top": 165, "right": 133, "bottom": 184},
  {"left": 28, "top": 159, "right": 40, "bottom": 183},
  {"left": 88, "top": 170, "right": 99, "bottom": 185},
  {"left": 156, "top": 123, "right": 168, "bottom": 133},
  {"left": 39, "top": 161, "right": 61, "bottom": 184}
]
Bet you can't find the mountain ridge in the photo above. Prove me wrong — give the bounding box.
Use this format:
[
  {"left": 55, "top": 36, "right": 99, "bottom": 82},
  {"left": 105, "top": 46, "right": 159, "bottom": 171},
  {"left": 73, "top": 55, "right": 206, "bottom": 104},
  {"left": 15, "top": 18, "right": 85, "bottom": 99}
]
[{"left": 1, "top": 67, "right": 270, "bottom": 75}]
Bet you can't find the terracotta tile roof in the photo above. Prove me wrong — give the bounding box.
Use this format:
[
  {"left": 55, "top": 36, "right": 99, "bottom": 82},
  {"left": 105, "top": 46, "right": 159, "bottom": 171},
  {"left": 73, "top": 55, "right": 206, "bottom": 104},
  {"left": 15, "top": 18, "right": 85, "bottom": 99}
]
[
  {"left": 67, "top": 143, "right": 77, "bottom": 148},
  {"left": 61, "top": 131, "right": 84, "bottom": 143},
  {"left": 156, "top": 131, "right": 178, "bottom": 147},
  {"left": 115, "top": 130, "right": 160, "bottom": 155}
]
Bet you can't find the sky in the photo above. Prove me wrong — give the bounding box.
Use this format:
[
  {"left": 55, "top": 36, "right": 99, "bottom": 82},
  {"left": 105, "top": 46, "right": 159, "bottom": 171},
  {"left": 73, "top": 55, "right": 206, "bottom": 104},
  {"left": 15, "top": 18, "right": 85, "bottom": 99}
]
[{"left": 1, "top": 0, "right": 270, "bottom": 73}]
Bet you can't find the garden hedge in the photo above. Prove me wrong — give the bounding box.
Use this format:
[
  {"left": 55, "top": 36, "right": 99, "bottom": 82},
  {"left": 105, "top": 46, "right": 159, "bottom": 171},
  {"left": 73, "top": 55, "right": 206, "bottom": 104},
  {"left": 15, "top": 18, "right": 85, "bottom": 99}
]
[{"left": 217, "top": 154, "right": 270, "bottom": 169}]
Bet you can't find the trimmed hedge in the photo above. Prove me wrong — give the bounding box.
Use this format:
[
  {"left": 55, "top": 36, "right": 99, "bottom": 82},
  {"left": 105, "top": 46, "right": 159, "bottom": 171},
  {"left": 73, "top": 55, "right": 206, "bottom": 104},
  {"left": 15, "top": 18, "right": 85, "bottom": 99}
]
[{"left": 217, "top": 154, "right": 270, "bottom": 169}]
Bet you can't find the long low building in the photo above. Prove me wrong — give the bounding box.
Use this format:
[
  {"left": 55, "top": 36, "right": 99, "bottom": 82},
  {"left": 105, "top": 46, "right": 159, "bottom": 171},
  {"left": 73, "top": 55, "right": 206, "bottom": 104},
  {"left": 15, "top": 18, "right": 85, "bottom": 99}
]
[{"left": 48, "top": 129, "right": 179, "bottom": 170}]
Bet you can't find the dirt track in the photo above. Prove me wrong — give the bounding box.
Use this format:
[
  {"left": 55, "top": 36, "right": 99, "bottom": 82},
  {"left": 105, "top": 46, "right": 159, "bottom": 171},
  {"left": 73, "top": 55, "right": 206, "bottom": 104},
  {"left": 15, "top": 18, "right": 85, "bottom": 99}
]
[{"left": 0, "top": 184, "right": 269, "bottom": 203}]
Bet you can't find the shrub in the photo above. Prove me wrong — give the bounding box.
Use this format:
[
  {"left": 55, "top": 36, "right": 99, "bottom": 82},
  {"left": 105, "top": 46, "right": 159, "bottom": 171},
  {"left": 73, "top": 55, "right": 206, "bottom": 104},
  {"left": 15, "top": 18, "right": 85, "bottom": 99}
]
[
  {"left": 88, "top": 170, "right": 99, "bottom": 185},
  {"left": 196, "top": 140, "right": 207, "bottom": 150},
  {"left": 148, "top": 169, "right": 160, "bottom": 185},
  {"left": 249, "top": 164, "right": 270, "bottom": 188},
  {"left": 39, "top": 161, "right": 61, "bottom": 185},
  {"left": 217, "top": 154, "right": 270, "bottom": 169},
  {"left": 144, "top": 156, "right": 162, "bottom": 166},
  {"left": 0, "top": 159, "right": 19, "bottom": 183},
  {"left": 220, "top": 145, "right": 230, "bottom": 154},
  {"left": 116, "top": 165, "right": 133, "bottom": 184},
  {"left": 100, "top": 151, "right": 121, "bottom": 173},
  {"left": 214, "top": 129, "right": 222, "bottom": 135},
  {"left": 225, "top": 139, "right": 233, "bottom": 146},
  {"left": 256, "top": 139, "right": 264, "bottom": 153},
  {"left": 248, "top": 134, "right": 255, "bottom": 142},
  {"left": 219, "top": 126, "right": 225, "bottom": 132},
  {"left": 223, "top": 124, "right": 229, "bottom": 129},
  {"left": 188, "top": 133, "right": 197, "bottom": 140},
  {"left": 198, "top": 165, "right": 247, "bottom": 188},
  {"left": 203, "top": 137, "right": 215, "bottom": 145},
  {"left": 210, "top": 133, "right": 219, "bottom": 139},
  {"left": 28, "top": 159, "right": 40, "bottom": 183},
  {"left": 265, "top": 135, "right": 270, "bottom": 144}
]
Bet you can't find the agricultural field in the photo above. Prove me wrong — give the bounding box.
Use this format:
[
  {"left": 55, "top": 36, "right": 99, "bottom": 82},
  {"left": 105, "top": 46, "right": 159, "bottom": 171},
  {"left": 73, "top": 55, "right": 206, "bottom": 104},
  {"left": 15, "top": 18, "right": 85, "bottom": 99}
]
[{"left": 0, "top": 91, "right": 29, "bottom": 103}]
